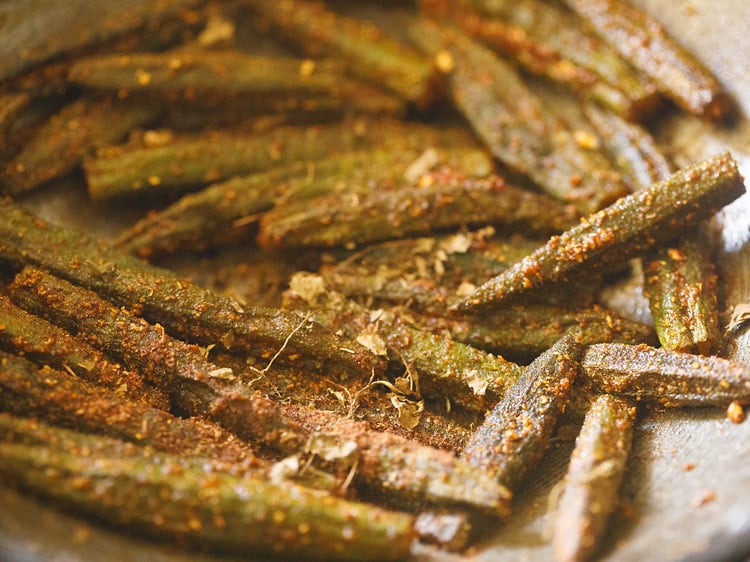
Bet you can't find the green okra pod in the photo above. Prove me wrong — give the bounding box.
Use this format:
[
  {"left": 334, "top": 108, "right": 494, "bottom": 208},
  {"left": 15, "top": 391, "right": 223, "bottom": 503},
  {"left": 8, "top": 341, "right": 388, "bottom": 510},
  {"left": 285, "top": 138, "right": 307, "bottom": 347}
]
[
  {"left": 581, "top": 342, "right": 750, "bottom": 407},
  {"left": 3, "top": 96, "right": 161, "bottom": 195},
  {"left": 115, "top": 146, "right": 493, "bottom": 258},
  {"left": 644, "top": 233, "right": 721, "bottom": 355},
  {"left": 0, "top": 440, "right": 416, "bottom": 561},
  {"left": 0, "top": 294, "right": 167, "bottom": 408},
  {"left": 407, "top": 17, "right": 629, "bottom": 215},
  {"left": 0, "top": 199, "right": 384, "bottom": 379},
  {"left": 258, "top": 168, "right": 579, "bottom": 249},
  {"left": 452, "top": 152, "right": 746, "bottom": 313},
  {"left": 415, "top": 304, "right": 657, "bottom": 362},
  {"left": 84, "top": 118, "right": 475, "bottom": 201},
  {"left": 421, "top": 0, "right": 660, "bottom": 119},
  {"left": 0, "top": 350, "right": 260, "bottom": 467},
  {"left": 245, "top": 0, "right": 443, "bottom": 109},
  {"left": 460, "top": 334, "right": 582, "bottom": 490},
  {"left": 561, "top": 0, "right": 735, "bottom": 122},
  {"left": 8, "top": 267, "right": 299, "bottom": 449},
  {"left": 552, "top": 394, "right": 636, "bottom": 562}
]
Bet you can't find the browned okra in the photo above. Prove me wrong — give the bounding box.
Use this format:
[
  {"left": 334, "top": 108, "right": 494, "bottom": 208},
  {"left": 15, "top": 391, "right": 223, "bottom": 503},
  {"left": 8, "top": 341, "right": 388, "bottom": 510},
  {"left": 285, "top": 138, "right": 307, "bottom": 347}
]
[
  {"left": 83, "top": 118, "right": 475, "bottom": 201},
  {"left": 644, "top": 233, "right": 721, "bottom": 355},
  {"left": 258, "top": 168, "right": 579, "bottom": 249},
  {"left": 0, "top": 294, "right": 167, "bottom": 408},
  {"left": 582, "top": 342, "right": 750, "bottom": 407},
  {"left": 452, "top": 152, "right": 746, "bottom": 313},
  {"left": 407, "top": 17, "right": 629, "bottom": 215},
  {"left": 0, "top": 439, "right": 416, "bottom": 561},
  {"left": 414, "top": 304, "right": 657, "bottom": 362},
  {"left": 0, "top": 0, "right": 206, "bottom": 94},
  {"left": 561, "top": 0, "right": 734, "bottom": 122},
  {"left": 245, "top": 0, "right": 443, "bottom": 109},
  {"left": 115, "top": 146, "right": 492, "bottom": 258},
  {"left": 0, "top": 199, "right": 383, "bottom": 378},
  {"left": 2, "top": 96, "right": 161, "bottom": 194},
  {"left": 552, "top": 394, "right": 636, "bottom": 562},
  {"left": 421, "top": 0, "right": 659, "bottom": 119},
  {"left": 282, "top": 284, "right": 524, "bottom": 413},
  {"left": 0, "top": 350, "right": 260, "bottom": 467},
  {"left": 8, "top": 267, "right": 300, "bottom": 449},
  {"left": 460, "top": 334, "right": 582, "bottom": 490}
]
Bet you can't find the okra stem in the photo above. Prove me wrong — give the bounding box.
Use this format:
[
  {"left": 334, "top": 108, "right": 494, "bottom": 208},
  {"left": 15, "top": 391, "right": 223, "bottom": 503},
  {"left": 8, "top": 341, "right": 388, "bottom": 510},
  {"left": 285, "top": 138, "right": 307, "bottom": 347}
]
[
  {"left": 581, "top": 342, "right": 750, "bottom": 407},
  {"left": 0, "top": 199, "right": 384, "bottom": 379},
  {"left": 460, "top": 334, "right": 582, "bottom": 490},
  {"left": 552, "top": 394, "right": 636, "bottom": 562},
  {"left": 561, "top": 0, "right": 734, "bottom": 122},
  {"left": 452, "top": 152, "right": 746, "bottom": 313},
  {"left": 0, "top": 440, "right": 416, "bottom": 561},
  {"left": 258, "top": 168, "right": 579, "bottom": 249}
]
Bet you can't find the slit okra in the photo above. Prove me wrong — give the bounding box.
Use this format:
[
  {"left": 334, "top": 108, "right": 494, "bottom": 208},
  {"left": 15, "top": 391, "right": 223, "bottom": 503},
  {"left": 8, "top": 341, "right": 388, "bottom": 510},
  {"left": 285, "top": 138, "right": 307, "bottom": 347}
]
[
  {"left": 407, "top": 17, "right": 629, "bottom": 215},
  {"left": 0, "top": 294, "right": 167, "bottom": 409},
  {"left": 258, "top": 168, "right": 579, "bottom": 249},
  {"left": 452, "top": 152, "right": 746, "bottom": 313},
  {"left": 582, "top": 343, "right": 750, "bottom": 407},
  {"left": 0, "top": 199, "right": 384, "bottom": 379},
  {"left": 421, "top": 0, "right": 660, "bottom": 119},
  {"left": 561, "top": 0, "right": 735, "bottom": 122},
  {"left": 460, "top": 334, "right": 582, "bottom": 490},
  {"left": 0, "top": 439, "right": 416, "bottom": 561},
  {"left": 552, "top": 394, "right": 636, "bottom": 562}
]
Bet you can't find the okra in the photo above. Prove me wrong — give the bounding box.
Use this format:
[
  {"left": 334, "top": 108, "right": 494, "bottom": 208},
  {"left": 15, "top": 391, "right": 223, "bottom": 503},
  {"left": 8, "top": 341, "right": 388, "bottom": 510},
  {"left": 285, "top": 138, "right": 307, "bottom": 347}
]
[
  {"left": 408, "top": 18, "right": 629, "bottom": 215},
  {"left": 0, "top": 440, "right": 416, "bottom": 561},
  {"left": 452, "top": 152, "right": 746, "bottom": 313},
  {"left": 561, "top": 0, "right": 734, "bottom": 122},
  {"left": 84, "top": 118, "right": 475, "bottom": 201},
  {"left": 258, "top": 168, "right": 579, "bottom": 249},
  {"left": 552, "top": 394, "right": 636, "bottom": 562},
  {"left": 3, "top": 96, "right": 161, "bottom": 194},
  {"left": 0, "top": 350, "right": 259, "bottom": 466},
  {"left": 246, "top": 0, "right": 443, "bottom": 109},
  {"left": 0, "top": 199, "right": 384, "bottom": 378},
  {"left": 0, "top": 0, "right": 206, "bottom": 90},
  {"left": 8, "top": 267, "right": 299, "bottom": 449},
  {"left": 421, "top": 0, "right": 659, "bottom": 119},
  {"left": 283, "top": 283, "right": 524, "bottom": 413},
  {"left": 416, "top": 304, "right": 657, "bottom": 362},
  {"left": 115, "top": 146, "right": 492, "bottom": 258},
  {"left": 644, "top": 233, "right": 721, "bottom": 354},
  {"left": 460, "top": 334, "right": 582, "bottom": 490},
  {"left": 582, "top": 342, "right": 750, "bottom": 407},
  {"left": 0, "top": 294, "right": 167, "bottom": 408}
]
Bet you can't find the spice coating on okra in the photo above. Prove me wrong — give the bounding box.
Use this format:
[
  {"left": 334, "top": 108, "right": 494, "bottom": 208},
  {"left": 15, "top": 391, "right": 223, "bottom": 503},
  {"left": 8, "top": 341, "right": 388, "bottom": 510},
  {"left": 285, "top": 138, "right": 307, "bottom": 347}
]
[
  {"left": 0, "top": 350, "right": 259, "bottom": 467},
  {"left": 561, "top": 0, "right": 735, "bottom": 122},
  {"left": 408, "top": 18, "right": 629, "bottom": 215},
  {"left": 0, "top": 440, "right": 416, "bottom": 561},
  {"left": 582, "top": 342, "right": 750, "bottom": 407},
  {"left": 0, "top": 199, "right": 384, "bottom": 378},
  {"left": 0, "top": 294, "right": 167, "bottom": 408},
  {"left": 258, "top": 168, "right": 579, "bottom": 249},
  {"left": 461, "top": 334, "right": 582, "bottom": 490},
  {"left": 552, "top": 394, "right": 636, "bottom": 562},
  {"left": 246, "top": 0, "right": 443, "bottom": 109},
  {"left": 452, "top": 152, "right": 746, "bottom": 313}
]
